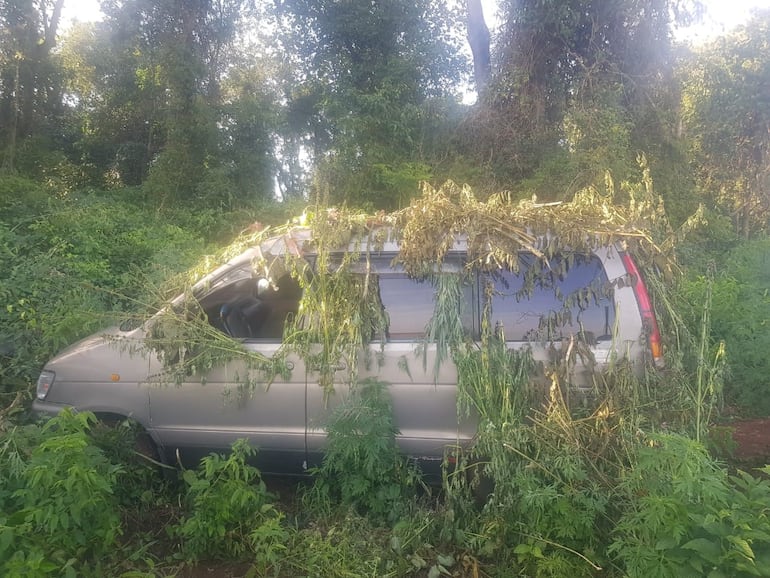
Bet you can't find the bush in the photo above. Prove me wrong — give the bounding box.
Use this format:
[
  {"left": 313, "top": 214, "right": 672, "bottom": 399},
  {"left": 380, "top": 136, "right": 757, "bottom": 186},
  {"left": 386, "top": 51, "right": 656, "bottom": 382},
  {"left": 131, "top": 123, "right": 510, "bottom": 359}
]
[
  {"left": 681, "top": 238, "right": 770, "bottom": 413},
  {"left": 0, "top": 175, "right": 50, "bottom": 220},
  {"left": 611, "top": 433, "right": 770, "bottom": 577},
  {"left": 175, "top": 438, "right": 284, "bottom": 562},
  {"left": 0, "top": 189, "right": 205, "bottom": 395},
  {"left": 307, "top": 379, "right": 422, "bottom": 522},
  {"left": 0, "top": 410, "right": 122, "bottom": 577}
]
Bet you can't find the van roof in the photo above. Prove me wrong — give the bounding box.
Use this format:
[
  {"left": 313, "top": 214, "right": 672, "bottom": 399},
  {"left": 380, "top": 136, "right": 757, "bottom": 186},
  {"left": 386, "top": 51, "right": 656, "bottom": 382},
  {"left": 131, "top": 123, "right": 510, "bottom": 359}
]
[{"left": 184, "top": 180, "right": 680, "bottom": 296}]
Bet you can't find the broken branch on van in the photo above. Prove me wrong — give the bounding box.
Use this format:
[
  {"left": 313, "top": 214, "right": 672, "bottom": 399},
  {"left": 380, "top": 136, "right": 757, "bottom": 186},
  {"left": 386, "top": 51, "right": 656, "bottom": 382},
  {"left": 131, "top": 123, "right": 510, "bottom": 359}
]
[
  {"left": 141, "top": 171, "right": 698, "bottom": 401},
  {"left": 393, "top": 176, "right": 693, "bottom": 278},
  {"left": 143, "top": 301, "right": 286, "bottom": 390}
]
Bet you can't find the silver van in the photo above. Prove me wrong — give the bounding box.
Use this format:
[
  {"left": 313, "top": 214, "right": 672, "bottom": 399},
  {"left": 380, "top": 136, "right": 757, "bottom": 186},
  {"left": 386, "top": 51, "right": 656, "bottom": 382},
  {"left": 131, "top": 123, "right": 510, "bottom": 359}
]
[{"left": 33, "top": 226, "right": 662, "bottom": 474}]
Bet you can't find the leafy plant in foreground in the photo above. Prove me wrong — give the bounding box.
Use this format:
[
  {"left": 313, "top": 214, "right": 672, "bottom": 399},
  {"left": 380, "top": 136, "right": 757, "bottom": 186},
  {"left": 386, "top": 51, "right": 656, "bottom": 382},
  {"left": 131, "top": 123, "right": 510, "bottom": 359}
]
[
  {"left": 1, "top": 409, "right": 122, "bottom": 577},
  {"left": 610, "top": 433, "right": 770, "bottom": 578},
  {"left": 175, "top": 438, "right": 284, "bottom": 562},
  {"left": 308, "top": 378, "right": 421, "bottom": 521},
  {"left": 88, "top": 417, "right": 172, "bottom": 513}
]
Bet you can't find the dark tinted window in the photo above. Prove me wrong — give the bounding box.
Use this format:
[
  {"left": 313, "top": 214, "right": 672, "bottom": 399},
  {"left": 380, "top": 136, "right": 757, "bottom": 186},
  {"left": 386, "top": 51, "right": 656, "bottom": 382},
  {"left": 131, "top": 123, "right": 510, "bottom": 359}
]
[
  {"left": 487, "top": 254, "right": 614, "bottom": 342},
  {"left": 371, "top": 256, "right": 474, "bottom": 340}
]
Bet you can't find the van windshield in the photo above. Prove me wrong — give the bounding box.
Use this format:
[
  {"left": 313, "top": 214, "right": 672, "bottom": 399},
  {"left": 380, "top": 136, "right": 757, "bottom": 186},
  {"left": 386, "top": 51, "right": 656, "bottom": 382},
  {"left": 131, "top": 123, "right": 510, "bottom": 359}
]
[{"left": 193, "top": 265, "right": 255, "bottom": 299}]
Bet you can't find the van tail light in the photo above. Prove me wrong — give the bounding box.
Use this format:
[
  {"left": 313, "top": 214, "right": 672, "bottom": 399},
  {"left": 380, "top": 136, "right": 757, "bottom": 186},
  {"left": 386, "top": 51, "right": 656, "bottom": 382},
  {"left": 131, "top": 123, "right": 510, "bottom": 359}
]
[{"left": 621, "top": 254, "right": 664, "bottom": 368}]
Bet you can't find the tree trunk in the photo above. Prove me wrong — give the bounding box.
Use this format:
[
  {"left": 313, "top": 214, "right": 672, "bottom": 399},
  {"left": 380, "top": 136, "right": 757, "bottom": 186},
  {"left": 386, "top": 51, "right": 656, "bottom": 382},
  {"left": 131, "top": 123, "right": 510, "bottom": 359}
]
[
  {"left": 466, "top": 0, "right": 490, "bottom": 95},
  {"left": 7, "top": 60, "right": 20, "bottom": 172},
  {"left": 44, "top": 0, "right": 65, "bottom": 49}
]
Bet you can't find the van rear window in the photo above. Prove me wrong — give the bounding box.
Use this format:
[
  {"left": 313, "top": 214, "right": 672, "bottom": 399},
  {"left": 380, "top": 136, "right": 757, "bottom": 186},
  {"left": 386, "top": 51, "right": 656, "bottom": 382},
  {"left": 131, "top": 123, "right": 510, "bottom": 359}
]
[{"left": 487, "top": 254, "right": 615, "bottom": 343}]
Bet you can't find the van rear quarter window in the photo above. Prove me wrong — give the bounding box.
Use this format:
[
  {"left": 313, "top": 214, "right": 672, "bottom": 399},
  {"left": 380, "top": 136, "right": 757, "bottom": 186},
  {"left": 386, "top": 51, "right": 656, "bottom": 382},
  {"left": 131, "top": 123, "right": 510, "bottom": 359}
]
[
  {"left": 375, "top": 252, "right": 613, "bottom": 344},
  {"left": 486, "top": 253, "right": 615, "bottom": 342}
]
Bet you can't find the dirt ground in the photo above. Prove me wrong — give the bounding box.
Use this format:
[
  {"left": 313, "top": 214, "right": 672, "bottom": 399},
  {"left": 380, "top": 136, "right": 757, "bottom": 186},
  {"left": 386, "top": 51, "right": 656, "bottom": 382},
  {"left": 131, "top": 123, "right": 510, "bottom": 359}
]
[{"left": 727, "top": 417, "right": 770, "bottom": 465}]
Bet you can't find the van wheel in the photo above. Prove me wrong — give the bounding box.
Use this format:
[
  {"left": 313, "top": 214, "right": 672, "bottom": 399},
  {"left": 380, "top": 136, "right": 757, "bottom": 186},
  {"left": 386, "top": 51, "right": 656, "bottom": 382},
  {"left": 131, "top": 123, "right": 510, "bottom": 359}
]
[
  {"left": 92, "top": 415, "right": 161, "bottom": 468},
  {"left": 473, "top": 470, "right": 495, "bottom": 508},
  {"left": 445, "top": 455, "right": 494, "bottom": 508}
]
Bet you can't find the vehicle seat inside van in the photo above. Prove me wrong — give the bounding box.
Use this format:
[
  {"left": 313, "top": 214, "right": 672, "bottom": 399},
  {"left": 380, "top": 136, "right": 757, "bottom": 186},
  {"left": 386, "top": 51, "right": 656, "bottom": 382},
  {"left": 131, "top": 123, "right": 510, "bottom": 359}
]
[{"left": 220, "top": 296, "right": 268, "bottom": 338}]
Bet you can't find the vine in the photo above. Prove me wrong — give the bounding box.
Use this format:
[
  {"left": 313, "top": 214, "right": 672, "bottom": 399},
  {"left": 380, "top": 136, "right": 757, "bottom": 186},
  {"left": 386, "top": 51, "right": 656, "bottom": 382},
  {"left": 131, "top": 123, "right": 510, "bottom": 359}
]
[{"left": 280, "top": 209, "right": 390, "bottom": 397}]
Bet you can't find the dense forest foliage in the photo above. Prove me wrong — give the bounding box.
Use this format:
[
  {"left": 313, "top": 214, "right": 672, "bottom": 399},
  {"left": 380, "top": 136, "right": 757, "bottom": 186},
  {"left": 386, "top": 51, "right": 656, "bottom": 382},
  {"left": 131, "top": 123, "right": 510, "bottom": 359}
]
[
  {"left": 2, "top": 0, "right": 770, "bottom": 576},
  {"left": 2, "top": 0, "right": 769, "bottom": 407}
]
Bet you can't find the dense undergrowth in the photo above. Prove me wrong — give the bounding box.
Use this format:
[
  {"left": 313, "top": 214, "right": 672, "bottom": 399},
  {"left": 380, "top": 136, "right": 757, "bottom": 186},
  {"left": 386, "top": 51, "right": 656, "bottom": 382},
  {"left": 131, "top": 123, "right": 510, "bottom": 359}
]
[
  {"left": 3, "top": 397, "right": 770, "bottom": 577},
  {"left": 2, "top": 176, "right": 770, "bottom": 576},
  {"left": 0, "top": 175, "right": 296, "bottom": 399}
]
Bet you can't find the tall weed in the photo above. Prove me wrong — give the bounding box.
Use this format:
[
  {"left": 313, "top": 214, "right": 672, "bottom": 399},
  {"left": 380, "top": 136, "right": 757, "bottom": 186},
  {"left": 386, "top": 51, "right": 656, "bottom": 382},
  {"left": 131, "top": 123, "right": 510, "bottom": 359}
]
[
  {"left": 680, "top": 238, "right": 770, "bottom": 413},
  {"left": 307, "top": 378, "right": 421, "bottom": 522},
  {"left": 447, "top": 276, "right": 735, "bottom": 576}
]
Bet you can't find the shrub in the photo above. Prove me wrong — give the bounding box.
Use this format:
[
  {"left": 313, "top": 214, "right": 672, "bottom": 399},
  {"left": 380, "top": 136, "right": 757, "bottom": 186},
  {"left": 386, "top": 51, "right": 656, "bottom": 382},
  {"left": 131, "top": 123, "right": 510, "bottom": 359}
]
[
  {"left": 307, "top": 378, "right": 422, "bottom": 522},
  {"left": 0, "top": 175, "right": 49, "bottom": 220},
  {"left": 175, "top": 438, "right": 284, "bottom": 562},
  {"left": 0, "top": 410, "right": 122, "bottom": 577},
  {"left": 611, "top": 433, "right": 770, "bottom": 577},
  {"left": 680, "top": 238, "right": 770, "bottom": 413},
  {"left": 0, "top": 189, "right": 205, "bottom": 395},
  {"left": 88, "top": 418, "right": 169, "bottom": 511}
]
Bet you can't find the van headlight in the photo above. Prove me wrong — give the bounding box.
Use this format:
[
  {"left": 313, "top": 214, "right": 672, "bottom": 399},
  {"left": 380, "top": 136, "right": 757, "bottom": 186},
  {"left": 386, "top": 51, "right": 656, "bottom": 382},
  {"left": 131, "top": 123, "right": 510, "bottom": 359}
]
[{"left": 36, "top": 370, "right": 55, "bottom": 400}]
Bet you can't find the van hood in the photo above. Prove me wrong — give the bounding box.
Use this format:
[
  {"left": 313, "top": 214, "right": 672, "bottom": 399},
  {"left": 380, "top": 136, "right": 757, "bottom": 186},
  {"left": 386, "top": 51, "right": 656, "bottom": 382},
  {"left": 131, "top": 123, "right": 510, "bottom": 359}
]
[{"left": 44, "top": 325, "right": 157, "bottom": 383}]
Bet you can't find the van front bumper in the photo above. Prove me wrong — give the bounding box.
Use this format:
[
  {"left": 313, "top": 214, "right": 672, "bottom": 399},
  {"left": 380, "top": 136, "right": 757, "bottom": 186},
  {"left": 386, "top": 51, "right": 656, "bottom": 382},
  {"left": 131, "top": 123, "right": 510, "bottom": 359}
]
[{"left": 31, "top": 399, "right": 70, "bottom": 418}]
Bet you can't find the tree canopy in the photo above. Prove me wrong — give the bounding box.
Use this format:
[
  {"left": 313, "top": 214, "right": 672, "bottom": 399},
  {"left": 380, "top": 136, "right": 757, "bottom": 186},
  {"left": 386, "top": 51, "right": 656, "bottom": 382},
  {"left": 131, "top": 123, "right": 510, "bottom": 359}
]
[{"left": 0, "top": 0, "right": 767, "bottom": 230}]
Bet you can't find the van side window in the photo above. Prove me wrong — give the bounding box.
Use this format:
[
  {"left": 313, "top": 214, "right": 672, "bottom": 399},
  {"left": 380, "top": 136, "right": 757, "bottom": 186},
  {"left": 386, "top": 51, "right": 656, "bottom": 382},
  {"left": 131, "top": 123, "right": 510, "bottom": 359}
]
[
  {"left": 378, "top": 275, "right": 435, "bottom": 339},
  {"left": 200, "top": 273, "right": 302, "bottom": 340},
  {"left": 373, "top": 256, "right": 474, "bottom": 340},
  {"left": 250, "top": 274, "right": 302, "bottom": 339},
  {"left": 487, "top": 254, "right": 615, "bottom": 343}
]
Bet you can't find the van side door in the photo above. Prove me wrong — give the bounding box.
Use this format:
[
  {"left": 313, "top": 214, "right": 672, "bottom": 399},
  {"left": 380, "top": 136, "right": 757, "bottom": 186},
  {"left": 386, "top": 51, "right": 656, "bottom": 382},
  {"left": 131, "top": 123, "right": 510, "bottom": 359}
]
[{"left": 305, "top": 255, "right": 478, "bottom": 467}]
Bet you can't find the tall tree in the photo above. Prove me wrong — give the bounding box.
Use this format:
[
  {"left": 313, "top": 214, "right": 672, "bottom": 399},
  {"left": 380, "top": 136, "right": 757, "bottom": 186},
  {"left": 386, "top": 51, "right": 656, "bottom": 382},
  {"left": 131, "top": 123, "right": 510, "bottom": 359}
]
[
  {"left": 681, "top": 11, "right": 770, "bottom": 237},
  {"left": 0, "top": 0, "right": 65, "bottom": 171},
  {"left": 84, "top": 0, "right": 258, "bottom": 200},
  {"left": 464, "top": 0, "right": 701, "bottom": 197},
  {"left": 466, "top": 0, "right": 490, "bottom": 94},
  {"left": 276, "top": 0, "right": 466, "bottom": 209}
]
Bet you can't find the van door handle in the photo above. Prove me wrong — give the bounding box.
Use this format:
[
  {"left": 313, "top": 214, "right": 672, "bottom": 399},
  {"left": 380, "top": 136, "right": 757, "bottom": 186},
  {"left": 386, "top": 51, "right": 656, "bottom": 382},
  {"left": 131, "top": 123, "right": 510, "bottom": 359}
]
[{"left": 334, "top": 361, "right": 347, "bottom": 371}]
